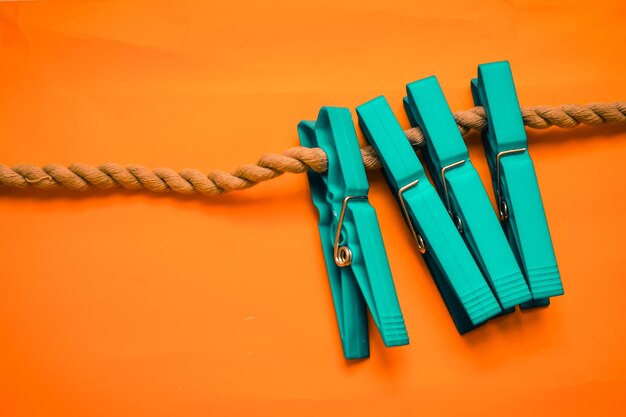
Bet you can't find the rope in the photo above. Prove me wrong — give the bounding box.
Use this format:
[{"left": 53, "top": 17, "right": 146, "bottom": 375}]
[{"left": 1, "top": 102, "right": 625, "bottom": 197}]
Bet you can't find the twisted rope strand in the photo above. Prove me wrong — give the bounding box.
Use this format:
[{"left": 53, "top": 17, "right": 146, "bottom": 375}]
[{"left": 1, "top": 102, "right": 625, "bottom": 197}]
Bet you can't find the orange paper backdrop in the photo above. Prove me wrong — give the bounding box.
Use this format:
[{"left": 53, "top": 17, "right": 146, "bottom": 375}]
[{"left": 1, "top": 1, "right": 625, "bottom": 416}]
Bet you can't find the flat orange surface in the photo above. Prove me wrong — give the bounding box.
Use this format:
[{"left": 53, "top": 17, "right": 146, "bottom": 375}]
[{"left": 1, "top": 1, "right": 625, "bottom": 416}]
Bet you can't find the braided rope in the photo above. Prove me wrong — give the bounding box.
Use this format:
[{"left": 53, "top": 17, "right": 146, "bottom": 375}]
[{"left": 1, "top": 102, "right": 625, "bottom": 197}]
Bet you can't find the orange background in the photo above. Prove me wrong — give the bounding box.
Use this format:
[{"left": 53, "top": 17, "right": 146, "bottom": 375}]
[{"left": 1, "top": 1, "right": 626, "bottom": 416}]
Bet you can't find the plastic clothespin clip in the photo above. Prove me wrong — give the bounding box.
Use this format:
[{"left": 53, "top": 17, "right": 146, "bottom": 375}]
[
  {"left": 356, "top": 96, "right": 502, "bottom": 334},
  {"left": 403, "top": 76, "right": 532, "bottom": 311},
  {"left": 298, "top": 106, "right": 409, "bottom": 359},
  {"left": 471, "top": 61, "right": 564, "bottom": 308}
]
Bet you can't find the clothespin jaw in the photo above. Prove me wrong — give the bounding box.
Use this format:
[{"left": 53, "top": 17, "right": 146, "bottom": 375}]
[
  {"left": 356, "top": 96, "right": 502, "bottom": 333},
  {"left": 298, "top": 107, "right": 408, "bottom": 359},
  {"left": 471, "top": 61, "right": 564, "bottom": 305},
  {"left": 404, "top": 76, "right": 532, "bottom": 310},
  {"left": 405, "top": 76, "right": 468, "bottom": 192}
]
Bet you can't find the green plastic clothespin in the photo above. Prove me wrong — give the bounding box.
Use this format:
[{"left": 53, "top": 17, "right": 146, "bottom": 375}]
[
  {"left": 471, "top": 61, "right": 564, "bottom": 307},
  {"left": 356, "top": 97, "right": 502, "bottom": 334},
  {"left": 298, "top": 106, "right": 409, "bottom": 359},
  {"left": 403, "top": 76, "right": 532, "bottom": 310}
]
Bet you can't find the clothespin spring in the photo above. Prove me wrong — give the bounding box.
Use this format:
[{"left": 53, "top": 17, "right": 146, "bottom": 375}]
[
  {"left": 495, "top": 148, "right": 527, "bottom": 221},
  {"left": 440, "top": 160, "right": 466, "bottom": 234},
  {"left": 397, "top": 180, "right": 427, "bottom": 254},
  {"left": 334, "top": 195, "right": 368, "bottom": 267}
]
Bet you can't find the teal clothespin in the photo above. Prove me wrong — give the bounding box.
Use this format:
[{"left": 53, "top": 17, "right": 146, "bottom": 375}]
[
  {"left": 471, "top": 61, "right": 564, "bottom": 307},
  {"left": 298, "top": 106, "right": 409, "bottom": 359},
  {"left": 403, "top": 76, "right": 532, "bottom": 311},
  {"left": 356, "top": 97, "right": 502, "bottom": 334}
]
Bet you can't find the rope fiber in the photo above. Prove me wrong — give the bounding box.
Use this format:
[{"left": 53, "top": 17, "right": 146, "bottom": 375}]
[{"left": 1, "top": 102, "right": 625, "bottom": 197}]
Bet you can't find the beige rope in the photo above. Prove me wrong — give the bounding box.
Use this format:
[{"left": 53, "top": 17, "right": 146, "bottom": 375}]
[{"left": 1, "top": 102, "right": 625, "bottom": 197}]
